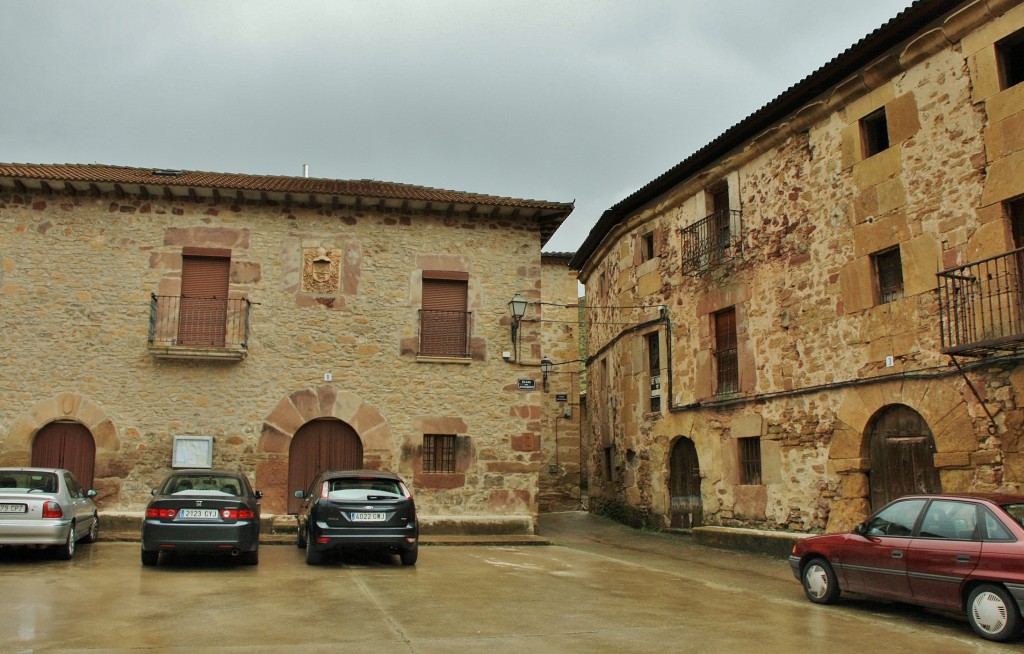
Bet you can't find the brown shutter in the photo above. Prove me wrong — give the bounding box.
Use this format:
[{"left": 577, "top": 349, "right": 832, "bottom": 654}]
[
  {"left": 421, "top": 277, "right": 469, "bottom": 356},
  {"left": 179, "top": 254, "right": 230, "bottom": 346}
]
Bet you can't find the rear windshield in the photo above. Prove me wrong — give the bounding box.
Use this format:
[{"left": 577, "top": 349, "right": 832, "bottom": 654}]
[
  {"left": 326, "top": 477, "right": 403, "bottom": 499},
  {"left": 162, "top": 475, "right": 244, "bottom": 497},
  {"left": 1001, "top": 503, "right": 1024, "bottom": 527},
  {"left": 0, "top": 472, "right": 58, "bottom": 493}
]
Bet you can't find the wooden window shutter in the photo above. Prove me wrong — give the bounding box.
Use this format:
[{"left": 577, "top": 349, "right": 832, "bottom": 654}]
[
  {"left": 420, "top": 275, "right": 469, "bottom": 356},
  {"left": 179, "top": 253, "right": 230, "bottom": 346}
]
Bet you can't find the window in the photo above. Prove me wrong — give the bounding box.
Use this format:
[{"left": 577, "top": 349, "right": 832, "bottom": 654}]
[
  {"left": 641, "top": 231, "right": 656, "bottom": 262},
  {"left": 861, "top": 107, "right": 889, "bottom": 157},
  {"left": 179, "top": 250, "right": 230, "bottom": 346},
  {"left": 864, "top": 498, "right": 927, "bottom": 537},
  {"left": 738, "top": 437, "right": 762, "bottom": 485},
  {"left": 998, "top": 30, "right": 1024, "bottom": 89},
  {"left": 918, "top": 500, "right": 978, "bottom": 540},
  {"left": 681, "top": 181, "right": 742, "bottom": 275},
  {"left": 420, "top": 272, "right": 469, "bottom": 357},
  {"left": 873, "top": 247, "right": 904, "bottom": 304},
  {"left": 714, "top": 308, "right": 739, "bottom": 395},
  {"left": 423, "top": 434, "right": 456, "bottom": 473},
  {"left": 646, "top": 332, "right": 661, "bottom": 413},
  {"left": 603, "top": 447, "right": 614, "bottom": 481},
  {"left": 1009, "top": 197, "right": 1024, "bottom": 250},
  {"left": 982, "top": 508, "right": 1014, "bottom": 542}
]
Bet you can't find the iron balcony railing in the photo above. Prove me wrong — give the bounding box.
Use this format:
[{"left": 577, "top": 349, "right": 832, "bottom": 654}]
[
  {"left": 937, "top": 248, "right": 1024, "bottom": 356},
  {"left": 681, "top": 209, "right": 743, "bottom": 275},
  {"left": 148, "top": 294, "right": 252, "bottom": 348},
  {"left": 418, "top": 309, "right": 472, "bottom": 358}
]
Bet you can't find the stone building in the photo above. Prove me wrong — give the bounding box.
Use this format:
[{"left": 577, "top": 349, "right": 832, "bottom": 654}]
[
  {"left": 0, "top": 163, "right": 576, "bottom": 534},
  {"left": 570, "top": 0, "right": 1024, "bottom": 533}
]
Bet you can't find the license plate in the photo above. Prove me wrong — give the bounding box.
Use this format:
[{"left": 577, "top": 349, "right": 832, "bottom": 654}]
[
  {"left": 178, "top": 508, "right": 219, "bottom": 519},
  {"left": 0, "top": 504, "right": 26, "bottom": 513},
  {"left": 351, "top": 512, "right": 385, "bottom": 522}
]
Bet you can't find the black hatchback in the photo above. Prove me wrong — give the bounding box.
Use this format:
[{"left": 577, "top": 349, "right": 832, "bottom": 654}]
[
  {"left": 141, "top": 470, "right": 262, "bottom": 566},
  {"left": 295, "top": 469, "right": 418, "bottom": 566}
]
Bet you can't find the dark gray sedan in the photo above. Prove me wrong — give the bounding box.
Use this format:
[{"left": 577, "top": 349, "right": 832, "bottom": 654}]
[
  {"left": 0, "top": 467, "right": 99, "bottom": 559},
  {"left": 141, "top": 470, "right": 262, "bottom": 566},
  {"left": 295, "top": 469, "right": 418, "bottom": 566}
]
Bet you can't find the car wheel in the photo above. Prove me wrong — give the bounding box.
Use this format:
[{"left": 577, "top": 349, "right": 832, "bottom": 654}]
[
  {"left": 55, "top": 523, "right": 76, "bottom": 560},
  {"left": 305, "top": 532, "right": 323, "bottom": 566},
  {"left": 802, "top": 558, "right": 840, "bottom": 604},
  {"left": 141, "top": 549, "right": 159, "bottom": 567},
  {"left": 83, "top": 514, "right": 99, "bottom": 544},
  {"left": 968, "top": 584, "right": 1023, "bottom": 642},
  {"left": 241, "top": 548, "right": 259, "bottom": 566},
  {"left": 399, "top": 543, "right": 418, "bottom": 567}
]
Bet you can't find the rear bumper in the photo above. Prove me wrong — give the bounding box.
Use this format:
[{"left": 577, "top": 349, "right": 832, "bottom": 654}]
[
  {"left": 309, "top": 523, "right": 418, "bottom": 552},
  {"left": 0, "top": 519, "right": 72, "bottom": 546},
  {"left": 141, "top": 520, "right": 260, "bottom": 552}
]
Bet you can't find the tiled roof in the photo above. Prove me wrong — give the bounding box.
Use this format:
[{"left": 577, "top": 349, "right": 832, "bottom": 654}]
[{"left": 0, "top": 163, "right": 574, "bottom": 213}]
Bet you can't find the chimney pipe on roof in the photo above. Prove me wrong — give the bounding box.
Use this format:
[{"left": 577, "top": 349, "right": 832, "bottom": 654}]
[{"left": 303, "top": 164, "right": 309, "bottom": 178}]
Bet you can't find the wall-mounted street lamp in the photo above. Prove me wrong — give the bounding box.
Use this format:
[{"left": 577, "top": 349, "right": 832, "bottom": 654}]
[
  {"left": 540, "top": 356, "right": 553, "bottom": 392},
  {"left": 508, "top": 293, "right": 528, "bottom": 347}
]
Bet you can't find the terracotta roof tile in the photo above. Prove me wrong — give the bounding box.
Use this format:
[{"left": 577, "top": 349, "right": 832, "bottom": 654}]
[{"left": 0, "top": 163, "right": 574, "bottom": 213}]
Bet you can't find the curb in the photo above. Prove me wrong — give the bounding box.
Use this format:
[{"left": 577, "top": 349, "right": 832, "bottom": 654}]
[{"left": 99, "top": 531, "right": 550, "bottom": 547}]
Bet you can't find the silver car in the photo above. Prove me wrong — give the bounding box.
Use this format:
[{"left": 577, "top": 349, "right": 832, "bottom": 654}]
[{"left": 0, "top": 468, "right": 99, "bottom": 559}]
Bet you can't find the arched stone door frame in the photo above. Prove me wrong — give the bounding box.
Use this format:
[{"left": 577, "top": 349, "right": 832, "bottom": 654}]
[
  {"left": 1, "top": 393, "right": 119, "bottom": 505},
  {"left": 865, "top": 403, "right": 941, "bottom": 510},
  {"left": 828, "top": 379, "right": 971, "bottom": 532},
  {"left": 257, "top": 385, "right": 392, "bottom": 514}
]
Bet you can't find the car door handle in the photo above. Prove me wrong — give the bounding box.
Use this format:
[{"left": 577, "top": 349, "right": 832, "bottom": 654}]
[
  {"left": 956, "top": 554, "right": 972, "bottom": 563},
  {"left": 891, "top": 550, "right": 904, "bottom": 559}
]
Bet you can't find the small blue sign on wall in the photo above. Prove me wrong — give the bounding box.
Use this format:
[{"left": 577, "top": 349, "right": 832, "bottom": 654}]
[
  {"left": 555, "top": 394, "right": 568, "bottom": 403},
  {"left": 518, "top": 379, "right": 536, "bottom": 390}
]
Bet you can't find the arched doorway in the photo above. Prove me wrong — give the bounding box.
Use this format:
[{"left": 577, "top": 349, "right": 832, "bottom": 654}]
[
  {"left": 867, "top": 404, "right": 941, "bottom": 510},
  {"left": 287, "top": 418, "right": 363, "bottom": 513},
  {"left": 669, "top": 437, "right": 702, "bottom": 528},
  {"left": 32, "top": 421, "right": 96, "bottom": 490}
]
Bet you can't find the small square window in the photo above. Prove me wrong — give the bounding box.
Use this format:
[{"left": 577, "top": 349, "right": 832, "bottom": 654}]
[
  {"left": 998, "top": 30, "right": 1024, "bottom": 89},
  {"left": 861, "top": 108, "right": 889, "bottom": 157},
  {"left": 874, "top": 247, "right": 904, "bottom": 304},
  {"left": 423, "top": 434, "right": 456, "bottom": 473}
]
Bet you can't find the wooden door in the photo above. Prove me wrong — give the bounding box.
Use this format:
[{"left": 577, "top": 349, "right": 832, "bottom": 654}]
[
  {"left": 868, "top": 405, "right": 941, "bottom": 510},
  {"left": 669, "top": 437, "right": 702, "bottom": 528},
  {"left": 179, "top": 254, "right": 230, "bottom": 346},
  {"left": 287, "top": 419, "right": 363, "bottom": 513},
  {"left": 32, "top": 422, "right": 96, "bottom": 490}
]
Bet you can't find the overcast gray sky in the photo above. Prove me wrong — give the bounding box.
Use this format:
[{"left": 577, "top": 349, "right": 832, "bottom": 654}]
[{"left": 1, "top": 1, "right": 912, "bottom": 253}]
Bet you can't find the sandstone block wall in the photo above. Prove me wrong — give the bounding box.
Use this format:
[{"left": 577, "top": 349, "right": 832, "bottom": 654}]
[
  {"left": 0, "top": 187, "right": 574, "bottom": 532},
  {"left": 579, "top": 0, "right": 1024, "bottom": 533}
]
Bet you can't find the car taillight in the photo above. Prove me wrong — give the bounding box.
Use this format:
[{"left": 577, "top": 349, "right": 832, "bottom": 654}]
[
  {"left": 146, "top": 508, "right": 177, "bottom": 519},
  {"left": 42, "top": 501, "right": 63, "bottom": 519},
  {"left": 221, "top": 509, "right": 255, "bottom": 519},
  {"left": 321, "top": 481, "right": 329, "bottom": 499}
]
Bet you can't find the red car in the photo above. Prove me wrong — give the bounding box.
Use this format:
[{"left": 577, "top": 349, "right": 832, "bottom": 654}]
[{"left": 790, "top": 494, "right": 1024, "bottom": 642}]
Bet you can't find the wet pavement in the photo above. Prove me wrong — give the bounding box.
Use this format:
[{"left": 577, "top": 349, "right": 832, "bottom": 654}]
[{"left": 0, "top": 511, "right": 1014, "bottom": 652}]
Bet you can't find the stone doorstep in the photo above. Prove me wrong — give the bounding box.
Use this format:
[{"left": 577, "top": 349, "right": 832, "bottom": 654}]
[{"left": 96, "top": 512, "right": 551, "bottom": 547}]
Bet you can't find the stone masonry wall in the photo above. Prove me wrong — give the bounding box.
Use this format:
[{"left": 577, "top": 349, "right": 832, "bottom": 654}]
[
  {"left": 580, "top": 0, "right": 1024, "bottom": 533},
  {"left": 0, "top": 188, "right": 572, "bottom": 533}
]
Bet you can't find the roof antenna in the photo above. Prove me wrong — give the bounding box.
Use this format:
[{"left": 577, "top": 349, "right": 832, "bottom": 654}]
[{"left": 303, "top": 164, "right": 309, "bottom": 178}]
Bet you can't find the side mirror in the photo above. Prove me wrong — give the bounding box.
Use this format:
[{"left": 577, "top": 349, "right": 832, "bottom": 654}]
[
  {"left": 87, "top": 489, "right": 97, "bottom": 498},
  {"left": 294, "top": 490, "right": 305, "bottom": 499},
  {"left": 254, "top": 490, "right": 263, "bottom": 500},
  {"left": 854, "top": 522, "right": 868, "bottom": 536},
  {"left": 150, "top": 488, "right": 158, "bottom": 496}
]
